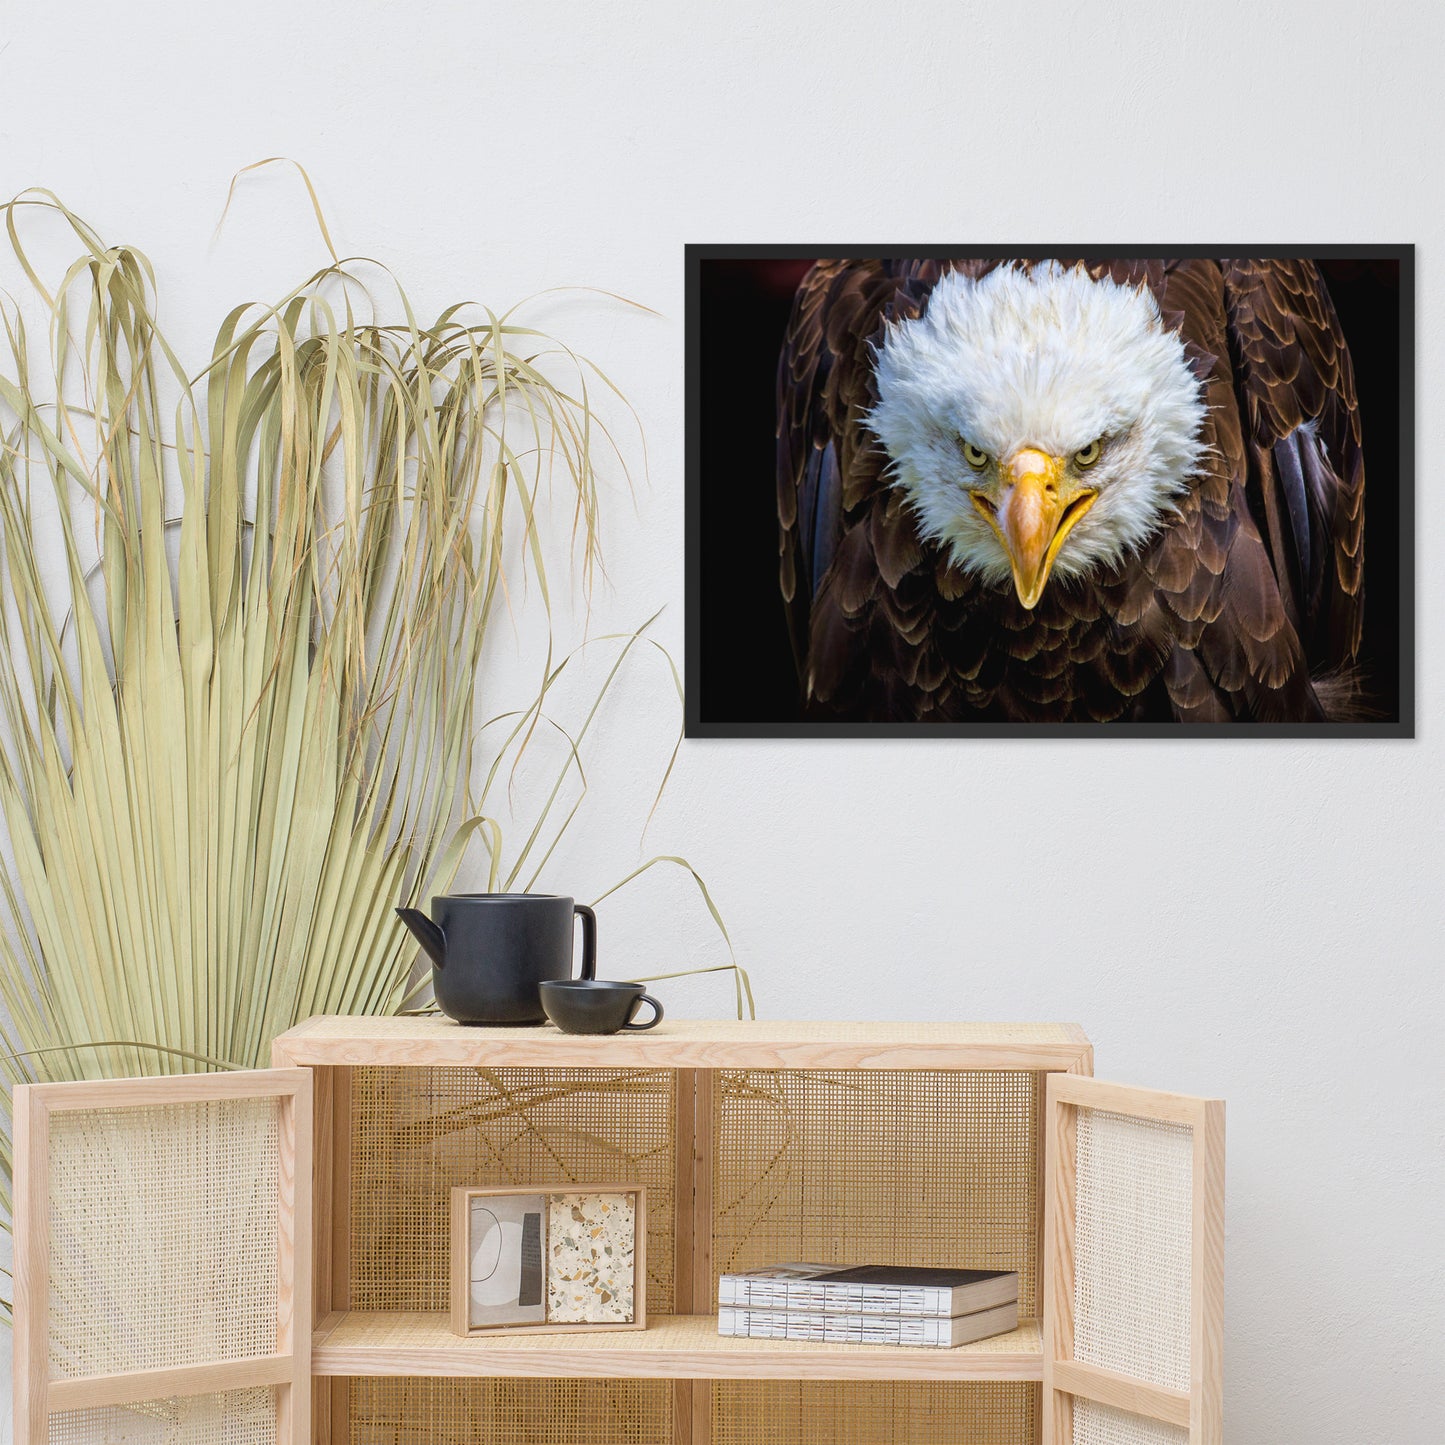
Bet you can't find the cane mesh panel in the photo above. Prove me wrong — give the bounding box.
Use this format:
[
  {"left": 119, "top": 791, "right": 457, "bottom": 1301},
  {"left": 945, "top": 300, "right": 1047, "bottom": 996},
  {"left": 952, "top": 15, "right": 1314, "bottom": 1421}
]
[
  {"left": 713, "top": 1381, "right": 1039, "bottom": 1444},
  {"left": 712, "top": 1069, "right": 1040, "bottom": 1315},
  {"left": 47, "top": 1099, "right": 280, "bottom": 1378},
  {"left": 47, "top": 1387, "right": 277, "bottom": 1444},
  {"left": 347, "top": 1377, "right": 672, "bottom": 1445},
  {"left": 1073, "top": 1398, "right": 1189, "bottom": 1445},
  {"left": 1073, "top": 1107, "right": 1192, "bottom": 1391},
  {"left": 349, "top": 1067, "right": 675, "bottom": 1313}
]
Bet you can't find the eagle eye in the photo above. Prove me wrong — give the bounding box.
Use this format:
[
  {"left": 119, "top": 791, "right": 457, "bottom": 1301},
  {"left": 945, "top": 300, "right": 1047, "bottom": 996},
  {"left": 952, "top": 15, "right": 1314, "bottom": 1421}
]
[
  {"left": 960, "top": 439, "right": 989, "bottom": 470},
  {"left": 1074, "top": 439, "right": 1103, "bottom": 469}
]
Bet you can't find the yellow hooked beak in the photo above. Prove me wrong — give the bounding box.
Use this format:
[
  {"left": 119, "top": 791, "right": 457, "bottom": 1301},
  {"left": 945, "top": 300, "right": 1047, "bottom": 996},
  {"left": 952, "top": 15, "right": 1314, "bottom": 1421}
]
[{"left": 970, "top": 448, "right": 1098, "bottom": 609}]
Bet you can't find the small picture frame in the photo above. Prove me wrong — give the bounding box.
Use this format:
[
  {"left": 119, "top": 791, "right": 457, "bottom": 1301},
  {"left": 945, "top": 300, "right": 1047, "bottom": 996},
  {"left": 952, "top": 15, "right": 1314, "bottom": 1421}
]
[{"left": 450, "top": 1184, "right": 647, "bottom": 1336}]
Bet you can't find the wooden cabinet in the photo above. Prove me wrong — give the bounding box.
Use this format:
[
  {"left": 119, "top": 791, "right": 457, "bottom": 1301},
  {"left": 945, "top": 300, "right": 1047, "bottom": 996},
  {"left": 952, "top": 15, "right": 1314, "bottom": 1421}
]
[{"left": 11, "top": 1019, "right": 1223, "bottom": 1445}]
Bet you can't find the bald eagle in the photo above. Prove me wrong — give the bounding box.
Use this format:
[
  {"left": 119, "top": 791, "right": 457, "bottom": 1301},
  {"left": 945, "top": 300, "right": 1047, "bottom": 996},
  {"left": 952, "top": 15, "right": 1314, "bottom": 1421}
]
[{"left": 777, "top": 259, "right": 1366, "bottom": 723}]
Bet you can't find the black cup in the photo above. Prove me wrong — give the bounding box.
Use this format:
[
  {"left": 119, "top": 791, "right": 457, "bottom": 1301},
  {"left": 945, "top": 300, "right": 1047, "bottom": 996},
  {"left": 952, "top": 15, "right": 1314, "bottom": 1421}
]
[{"left": 539, "top": 980, "right": 664, "bottom": 1035}]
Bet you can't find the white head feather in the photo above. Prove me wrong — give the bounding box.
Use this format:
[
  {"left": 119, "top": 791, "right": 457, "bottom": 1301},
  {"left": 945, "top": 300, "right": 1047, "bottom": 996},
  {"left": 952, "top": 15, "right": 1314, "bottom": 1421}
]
[{"left": 865, "top": 262, "right": 1207, "bottom": 589}]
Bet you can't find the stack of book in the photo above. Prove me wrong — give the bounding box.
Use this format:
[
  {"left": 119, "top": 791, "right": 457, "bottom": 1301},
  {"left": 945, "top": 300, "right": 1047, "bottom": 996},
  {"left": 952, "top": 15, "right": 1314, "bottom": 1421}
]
[{"left": 716, "top": 1262, "right": 1019, "bottom": 1349}]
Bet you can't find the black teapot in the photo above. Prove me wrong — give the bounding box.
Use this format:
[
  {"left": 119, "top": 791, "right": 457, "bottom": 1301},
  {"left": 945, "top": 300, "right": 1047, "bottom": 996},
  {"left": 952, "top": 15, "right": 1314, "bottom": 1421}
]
[{"left": 396, "top": 893, "right": 597, "bottom": 1025}]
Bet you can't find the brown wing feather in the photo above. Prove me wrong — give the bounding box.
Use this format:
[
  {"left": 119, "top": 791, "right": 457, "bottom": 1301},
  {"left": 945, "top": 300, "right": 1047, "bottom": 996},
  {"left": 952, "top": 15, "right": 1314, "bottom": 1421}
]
[
  {"left": 1140, "top": 260, "right": 1310, "bottom": 721},
  {"left": 776, "top": 259, "right": 959, "bottom": 707},
  {"left": 1221, "top": 259, "right": 1366, "bottom": 669}
]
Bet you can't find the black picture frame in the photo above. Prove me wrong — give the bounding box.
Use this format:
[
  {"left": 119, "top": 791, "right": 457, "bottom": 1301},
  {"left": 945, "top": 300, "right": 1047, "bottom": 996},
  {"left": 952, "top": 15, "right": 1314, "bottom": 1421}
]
[{"left": 685, "top": 245, "right": 1414, "bottom": 739}]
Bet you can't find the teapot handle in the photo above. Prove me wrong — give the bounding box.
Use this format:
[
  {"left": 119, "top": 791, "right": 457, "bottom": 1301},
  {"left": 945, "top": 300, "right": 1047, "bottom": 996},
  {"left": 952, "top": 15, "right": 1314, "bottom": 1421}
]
[{"left": 573, "top": 903, "right": 597, "bottom": 980}]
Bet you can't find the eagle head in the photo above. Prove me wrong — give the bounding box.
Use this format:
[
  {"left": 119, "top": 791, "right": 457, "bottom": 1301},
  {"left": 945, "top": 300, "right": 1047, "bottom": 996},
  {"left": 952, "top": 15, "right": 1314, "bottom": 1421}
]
[{"left": 865, "top": 261, "right": 1207, "bottom": 609}]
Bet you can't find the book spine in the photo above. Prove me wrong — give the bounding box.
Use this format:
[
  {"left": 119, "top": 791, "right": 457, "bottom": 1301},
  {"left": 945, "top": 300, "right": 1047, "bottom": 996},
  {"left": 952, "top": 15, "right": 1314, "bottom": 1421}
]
[
  {"left": 716, "top": 1278, "right": 954, "bottom": 1317},
  {"left": 717, "top": 1307, "right": 955, "bottom": 1347}
]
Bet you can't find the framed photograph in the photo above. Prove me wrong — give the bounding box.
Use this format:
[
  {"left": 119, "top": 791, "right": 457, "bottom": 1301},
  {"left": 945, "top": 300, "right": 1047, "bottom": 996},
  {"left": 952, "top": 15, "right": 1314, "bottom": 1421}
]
[
  {"left": 449, "top": 1184, "right": 646, "bottom": 1336},
  {"left": 685, "top": 248, "right": 1414, "bottom": 737}
]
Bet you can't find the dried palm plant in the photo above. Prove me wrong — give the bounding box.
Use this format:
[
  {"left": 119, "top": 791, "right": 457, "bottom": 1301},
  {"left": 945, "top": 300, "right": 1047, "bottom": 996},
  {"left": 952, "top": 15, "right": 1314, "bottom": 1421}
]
[{"left": 0, "top": 185, "right": 744, "bottom": 1322}]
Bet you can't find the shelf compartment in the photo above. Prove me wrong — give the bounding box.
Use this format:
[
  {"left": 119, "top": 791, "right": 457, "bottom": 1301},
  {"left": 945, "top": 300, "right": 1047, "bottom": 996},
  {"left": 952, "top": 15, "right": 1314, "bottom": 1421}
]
[
  {"left": 713, "top": 1378, "right": 1041, "bottom": 1445},
  {"left": 312, "top": 1312, "right": 1043, "bottom": 1382},
  {"left": 710, "top": 1066, "right": 1044, "bottom": 1317},
  {"left": 347, "top": 1065, "right": 678, "bottom": 1316},
  {"left": 345, "top": 1376, "right": 674, "bottom": 1445}
]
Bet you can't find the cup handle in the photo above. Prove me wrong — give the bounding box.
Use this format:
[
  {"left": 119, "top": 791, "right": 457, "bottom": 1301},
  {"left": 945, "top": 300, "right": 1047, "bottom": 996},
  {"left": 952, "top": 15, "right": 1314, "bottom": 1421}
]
[
  {"left": 622, "top": 993, "right": 663, "bottom": 1031},
  {"left": 573, "top": 903, "right": 597, "bottom": 981}
]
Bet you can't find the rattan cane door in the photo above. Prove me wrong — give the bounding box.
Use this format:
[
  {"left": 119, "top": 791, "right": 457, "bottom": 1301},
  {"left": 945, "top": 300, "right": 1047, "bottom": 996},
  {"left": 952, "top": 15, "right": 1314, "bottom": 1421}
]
[
  {"left": 12, "top": 1068, "right": 312, "bottom": 1445},
  {"left": 1042, "top": 1076, "right": 1224, "bottom": 1445}
]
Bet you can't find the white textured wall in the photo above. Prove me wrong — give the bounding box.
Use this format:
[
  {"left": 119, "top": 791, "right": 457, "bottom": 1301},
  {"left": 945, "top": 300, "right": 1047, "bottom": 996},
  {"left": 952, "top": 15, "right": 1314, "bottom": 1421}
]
[{"left": 2, "top": 2, "right": 1441, "bottom": 1440}]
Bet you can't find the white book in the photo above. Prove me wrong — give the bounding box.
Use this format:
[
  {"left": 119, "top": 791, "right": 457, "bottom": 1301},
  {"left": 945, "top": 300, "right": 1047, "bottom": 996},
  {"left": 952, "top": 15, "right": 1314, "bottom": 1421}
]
[
  {"left": 717, "top": 1299, "right": 1020, "bottom": 1349},
  {"left": 717, "top": 1262, "right": 1018, "bottom": 1318}
]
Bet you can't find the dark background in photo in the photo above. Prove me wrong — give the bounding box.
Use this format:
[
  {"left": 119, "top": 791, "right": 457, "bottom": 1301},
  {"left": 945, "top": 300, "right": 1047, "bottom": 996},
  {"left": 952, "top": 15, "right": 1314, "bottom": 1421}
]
[{"left": 693, "top": 257, "right": 1404, "bottom": 726}]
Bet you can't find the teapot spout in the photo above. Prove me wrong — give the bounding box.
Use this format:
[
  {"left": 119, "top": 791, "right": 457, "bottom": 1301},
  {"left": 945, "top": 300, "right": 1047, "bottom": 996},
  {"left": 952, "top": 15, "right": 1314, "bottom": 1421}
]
[{"left": 396, "top": 907, "right": 447, "bottom": 969}]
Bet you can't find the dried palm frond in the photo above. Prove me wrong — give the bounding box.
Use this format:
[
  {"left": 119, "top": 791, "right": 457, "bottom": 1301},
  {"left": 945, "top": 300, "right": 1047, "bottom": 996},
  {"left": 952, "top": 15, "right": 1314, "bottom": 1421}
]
[{"left": 0, "top": 187, "right": 689, "bottom": 1319}]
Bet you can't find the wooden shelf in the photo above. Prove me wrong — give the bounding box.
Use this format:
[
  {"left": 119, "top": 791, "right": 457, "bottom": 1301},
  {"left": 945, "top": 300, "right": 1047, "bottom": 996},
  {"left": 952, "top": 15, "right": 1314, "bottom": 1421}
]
[
  {"left": 311, "top": 1311, "right": 1043, "bottom": 1382},
  {"left": 274, "top": 1015, "right": 1092, "bottom": 1072}
]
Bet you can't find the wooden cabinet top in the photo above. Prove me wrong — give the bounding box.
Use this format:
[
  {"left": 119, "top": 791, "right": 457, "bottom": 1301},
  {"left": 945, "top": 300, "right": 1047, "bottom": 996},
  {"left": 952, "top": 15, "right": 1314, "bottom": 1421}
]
[{"left": 272, "top": 1015, "right": 1092, "bottom": 1071}]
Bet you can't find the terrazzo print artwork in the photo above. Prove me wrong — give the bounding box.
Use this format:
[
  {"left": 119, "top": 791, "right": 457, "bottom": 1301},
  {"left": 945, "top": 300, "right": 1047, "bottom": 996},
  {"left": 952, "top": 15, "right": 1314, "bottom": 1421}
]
[{"left": 546, "top": 1192, "right": 637, "bottom": 1323}]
